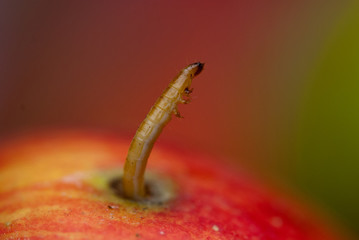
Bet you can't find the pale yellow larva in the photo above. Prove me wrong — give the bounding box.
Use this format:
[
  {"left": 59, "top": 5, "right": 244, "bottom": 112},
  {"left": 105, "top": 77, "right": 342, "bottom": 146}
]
[{"left": 122, "top": 62, "right": 204, "bottom": 199}]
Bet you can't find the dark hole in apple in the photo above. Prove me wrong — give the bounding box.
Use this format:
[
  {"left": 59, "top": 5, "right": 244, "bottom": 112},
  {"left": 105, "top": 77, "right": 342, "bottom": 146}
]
[{"left": 109, "top": 177, "right": 169, "bottom": 205}]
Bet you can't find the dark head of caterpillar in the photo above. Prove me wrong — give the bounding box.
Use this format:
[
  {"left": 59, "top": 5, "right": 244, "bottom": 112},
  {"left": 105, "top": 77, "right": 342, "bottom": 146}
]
[{"left": 193, "top": 62, "right": 204, "bottom": 76}]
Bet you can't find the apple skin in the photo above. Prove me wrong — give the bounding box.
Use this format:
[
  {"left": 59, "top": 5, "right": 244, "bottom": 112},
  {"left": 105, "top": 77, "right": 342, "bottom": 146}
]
[{"left": 0, "top": 131, "right": 346, "bottom": 240}]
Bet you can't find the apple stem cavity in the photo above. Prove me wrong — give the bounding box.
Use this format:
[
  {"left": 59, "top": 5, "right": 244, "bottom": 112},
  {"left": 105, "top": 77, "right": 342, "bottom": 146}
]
[{"left": 122, "top": 62, "right": 204, "bottom": 200}]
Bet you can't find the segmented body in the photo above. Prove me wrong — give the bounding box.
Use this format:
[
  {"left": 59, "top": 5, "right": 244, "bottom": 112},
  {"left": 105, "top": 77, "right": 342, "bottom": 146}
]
[{"left": 123, "top": 62, "right": 204, "bottom": 199}]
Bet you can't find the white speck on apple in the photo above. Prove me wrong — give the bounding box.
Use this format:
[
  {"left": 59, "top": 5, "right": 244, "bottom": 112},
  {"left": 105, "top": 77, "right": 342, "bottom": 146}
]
[
  {"left": 270, "top": 216, "right": 283, "bottom": 228},
  {"left": 61, "top": 172, "right": 86, "bottom": 187}
]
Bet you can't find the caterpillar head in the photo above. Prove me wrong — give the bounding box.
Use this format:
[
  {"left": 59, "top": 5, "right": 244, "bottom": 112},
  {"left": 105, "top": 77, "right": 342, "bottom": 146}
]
[
  {"left": 179, "top": 62, "right": 204, "bottom": 90},
  {"left": 187, "top": 62, "right": 204, "bottom": 77}
]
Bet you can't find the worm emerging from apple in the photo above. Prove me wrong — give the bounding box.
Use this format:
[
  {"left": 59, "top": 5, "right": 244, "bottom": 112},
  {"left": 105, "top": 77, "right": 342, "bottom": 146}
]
[{"left": 0, "top": 63, "right": 347, "bottom": 239}]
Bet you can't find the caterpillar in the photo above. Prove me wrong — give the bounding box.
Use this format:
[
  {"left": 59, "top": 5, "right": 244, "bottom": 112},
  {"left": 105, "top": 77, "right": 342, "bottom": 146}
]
[{"left": 122, "top": 62, "right": 204, "bottom": 199}]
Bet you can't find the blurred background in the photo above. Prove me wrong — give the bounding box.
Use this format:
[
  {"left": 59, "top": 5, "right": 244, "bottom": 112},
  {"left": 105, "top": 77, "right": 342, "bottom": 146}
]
[{"left": 0, "top": 0, "right": 358, "bottom": 237}]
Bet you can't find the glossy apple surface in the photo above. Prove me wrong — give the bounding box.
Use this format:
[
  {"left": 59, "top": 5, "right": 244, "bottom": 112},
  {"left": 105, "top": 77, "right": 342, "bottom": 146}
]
[{"left": 0, "top": 131, "right": 345, "bottom": 239}]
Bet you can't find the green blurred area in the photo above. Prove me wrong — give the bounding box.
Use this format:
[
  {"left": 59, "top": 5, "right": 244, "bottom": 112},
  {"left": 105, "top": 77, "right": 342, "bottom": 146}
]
[{"left": 293, "top": 2, "right": 359, "bottom": 236}]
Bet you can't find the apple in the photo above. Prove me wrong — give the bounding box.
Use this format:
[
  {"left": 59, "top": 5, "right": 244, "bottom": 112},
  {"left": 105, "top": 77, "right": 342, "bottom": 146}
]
[
  {"left": 0, "top": 130, "right": 346, "bottom": 240},
  {"left": 0, "top": 63, "right": 349, "bottom": 239}
]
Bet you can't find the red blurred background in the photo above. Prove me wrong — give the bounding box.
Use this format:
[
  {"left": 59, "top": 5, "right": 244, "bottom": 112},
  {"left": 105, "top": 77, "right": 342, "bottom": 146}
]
[
  {"left": 0, "top": 0, "right": 345, "bottom": 169},
  {"left": 1, "top": 0, "right": 357, "bottom": 237}
]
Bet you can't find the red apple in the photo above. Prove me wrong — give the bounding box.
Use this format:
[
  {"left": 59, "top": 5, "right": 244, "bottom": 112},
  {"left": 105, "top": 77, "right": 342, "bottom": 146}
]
[{"left": 0, "top": 130, "right": 348, "bottom": 239}]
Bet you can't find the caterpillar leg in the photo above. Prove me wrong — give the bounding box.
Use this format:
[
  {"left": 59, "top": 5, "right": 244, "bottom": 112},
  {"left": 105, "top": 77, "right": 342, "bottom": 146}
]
[
  {"left": 181, "top": 87, "right": 193, "bottom": 104},
  {"left": 173, "top": 107, "right": 184, "bottom": 118},
  {"left": 184, "top": 87, "right": 193, "bottom": 96},
  {"left": 180, "top": 98, "right": 191, "bottom": 104}
]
